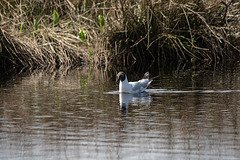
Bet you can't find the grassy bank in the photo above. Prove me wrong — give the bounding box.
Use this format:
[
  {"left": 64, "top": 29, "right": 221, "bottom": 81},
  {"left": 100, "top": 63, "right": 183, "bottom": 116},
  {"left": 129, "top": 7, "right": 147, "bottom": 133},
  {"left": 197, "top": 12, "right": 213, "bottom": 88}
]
[{"left": 0, "top": 0, "right": 240, "bottom": 68}]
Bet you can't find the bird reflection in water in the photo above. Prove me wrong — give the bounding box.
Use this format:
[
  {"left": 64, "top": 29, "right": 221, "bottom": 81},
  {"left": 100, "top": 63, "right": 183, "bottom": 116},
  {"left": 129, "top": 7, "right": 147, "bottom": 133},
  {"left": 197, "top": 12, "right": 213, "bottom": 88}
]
[{"left": 119, "top": 92, "right": 152, "bottom": 111}]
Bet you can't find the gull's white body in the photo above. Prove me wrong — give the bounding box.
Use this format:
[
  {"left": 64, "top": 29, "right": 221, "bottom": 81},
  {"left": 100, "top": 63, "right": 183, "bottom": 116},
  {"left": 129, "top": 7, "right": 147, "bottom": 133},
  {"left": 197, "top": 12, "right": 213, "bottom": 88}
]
[{"left": 119, "top": 75, "right": 152, "bottom": 93}]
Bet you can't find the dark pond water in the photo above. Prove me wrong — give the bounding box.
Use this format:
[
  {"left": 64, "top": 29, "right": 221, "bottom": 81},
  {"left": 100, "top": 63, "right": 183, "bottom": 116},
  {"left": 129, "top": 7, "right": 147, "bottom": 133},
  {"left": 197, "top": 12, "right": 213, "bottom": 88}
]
[{"left": 1, "top": 63, "right": 240, "bottom": 160}]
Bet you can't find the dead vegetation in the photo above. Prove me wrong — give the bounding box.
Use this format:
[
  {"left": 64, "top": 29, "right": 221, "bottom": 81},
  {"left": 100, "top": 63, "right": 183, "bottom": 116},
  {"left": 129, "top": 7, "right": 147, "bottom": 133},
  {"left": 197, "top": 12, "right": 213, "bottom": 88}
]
[
  {"left": 108, "top": 0, "right": 240, "bottom": 65},
  {"left": 0, "top": 0, "right": 239, "bottom": 68}
]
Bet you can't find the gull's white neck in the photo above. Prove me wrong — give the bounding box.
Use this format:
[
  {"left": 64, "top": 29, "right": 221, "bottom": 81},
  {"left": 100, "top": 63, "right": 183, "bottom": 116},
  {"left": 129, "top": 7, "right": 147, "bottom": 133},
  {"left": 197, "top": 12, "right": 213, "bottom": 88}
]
[{"left": 119, "top": 77, "right": 132, "bottom": 93}]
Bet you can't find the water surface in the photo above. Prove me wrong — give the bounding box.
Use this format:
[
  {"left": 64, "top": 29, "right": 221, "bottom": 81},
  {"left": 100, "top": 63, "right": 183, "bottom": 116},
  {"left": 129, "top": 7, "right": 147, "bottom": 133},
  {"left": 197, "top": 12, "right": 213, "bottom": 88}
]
[{"left": 1, "top": 64, "right": 240, "bottom": 160}]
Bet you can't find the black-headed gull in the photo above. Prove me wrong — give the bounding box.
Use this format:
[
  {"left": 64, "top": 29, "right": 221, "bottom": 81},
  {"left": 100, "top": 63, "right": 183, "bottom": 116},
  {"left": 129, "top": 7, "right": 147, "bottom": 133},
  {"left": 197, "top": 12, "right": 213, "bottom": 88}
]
[{"left": 116, "top": 72, "right": 153, "bottom": 93}]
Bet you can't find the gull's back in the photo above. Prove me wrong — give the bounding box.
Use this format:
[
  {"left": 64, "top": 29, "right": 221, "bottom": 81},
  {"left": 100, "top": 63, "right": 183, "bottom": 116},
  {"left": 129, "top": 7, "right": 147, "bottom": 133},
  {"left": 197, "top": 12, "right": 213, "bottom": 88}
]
[{"left": 130, "top": 77, "right": 152, "bottom": 93}]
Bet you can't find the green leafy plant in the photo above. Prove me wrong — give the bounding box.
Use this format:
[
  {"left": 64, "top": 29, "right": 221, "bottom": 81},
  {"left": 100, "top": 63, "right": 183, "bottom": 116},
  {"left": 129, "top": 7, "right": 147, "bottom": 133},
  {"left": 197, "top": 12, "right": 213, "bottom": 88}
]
[
  {"left": 19, "top": 23, "right": 23, "bottom": 34},
  {"left": 89, "top": 49, "right": 93, "bottom": 64},
  {"left": 98, "top": 15, "right": 105, "bottom": 30},
  {"left": 33, "top": 19, "right": 39, "bottom": 33},
  {"left": 79, "top": 28, "right": 87, "bottom": 43},
  {"left": 53, "top": 10, "right": 59, "bottom": 29},
  {"left": 89, "top": 49, "right": 92, "bottom": 57}
]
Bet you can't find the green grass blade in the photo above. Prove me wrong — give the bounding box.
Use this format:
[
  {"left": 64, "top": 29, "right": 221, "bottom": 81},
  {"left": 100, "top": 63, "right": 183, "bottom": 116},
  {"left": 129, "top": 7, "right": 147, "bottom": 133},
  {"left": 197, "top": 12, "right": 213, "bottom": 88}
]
[
  {"left": 98, "top": 15, "right": 105, "bottom": 30},
  {"left": 79, "top": 28, "right": 87, "bottom": 43},
  {"left": 33, "top": 19, "right": 38, "bottom": 33},
  {"left": 53, "top": 10, "right": 59, "bottom": 27}
]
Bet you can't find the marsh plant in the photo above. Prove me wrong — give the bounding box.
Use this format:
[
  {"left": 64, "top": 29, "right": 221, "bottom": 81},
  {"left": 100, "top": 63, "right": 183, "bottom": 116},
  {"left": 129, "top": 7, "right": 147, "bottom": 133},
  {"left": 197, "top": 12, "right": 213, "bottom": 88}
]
[
  {"left": 108, "top": 0, "right": 240, "bottom": 65},
  {"left": 53, "top": 10, "right": 60, "bottom": 29},
  {"left": 0, "top": 0, "right": 239, "bottom": 68}
]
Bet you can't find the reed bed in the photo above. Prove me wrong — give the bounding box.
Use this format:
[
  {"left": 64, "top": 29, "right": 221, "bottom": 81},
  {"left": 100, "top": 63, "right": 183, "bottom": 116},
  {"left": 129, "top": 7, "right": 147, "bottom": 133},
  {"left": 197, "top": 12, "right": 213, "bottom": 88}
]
[
  {"left": 0, "top": 0, "right": 239, "bottom": 68},
  {"left": 109, "top": 0, "right": 240, "bottom": 64}
]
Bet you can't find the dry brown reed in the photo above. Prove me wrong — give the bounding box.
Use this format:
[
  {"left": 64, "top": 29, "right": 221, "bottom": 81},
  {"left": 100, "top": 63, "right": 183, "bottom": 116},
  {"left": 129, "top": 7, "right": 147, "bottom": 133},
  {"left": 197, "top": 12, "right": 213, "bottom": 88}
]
[
  {"left": 0, "top": 0, "right": 111, "bottom": 67},
  {"left": 0, "top": 0, "right": 240, "bottom": 68},
  {"left": 108, "top": 0, "right": 240, "bottom": 65}
]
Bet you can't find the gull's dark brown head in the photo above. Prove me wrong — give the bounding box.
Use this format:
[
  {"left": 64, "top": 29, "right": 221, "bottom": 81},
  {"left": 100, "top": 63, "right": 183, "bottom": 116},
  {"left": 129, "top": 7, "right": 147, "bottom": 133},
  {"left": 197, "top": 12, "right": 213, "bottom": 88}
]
[{"left": 116, "top": 72, "right": 126, "bottom": 83}]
